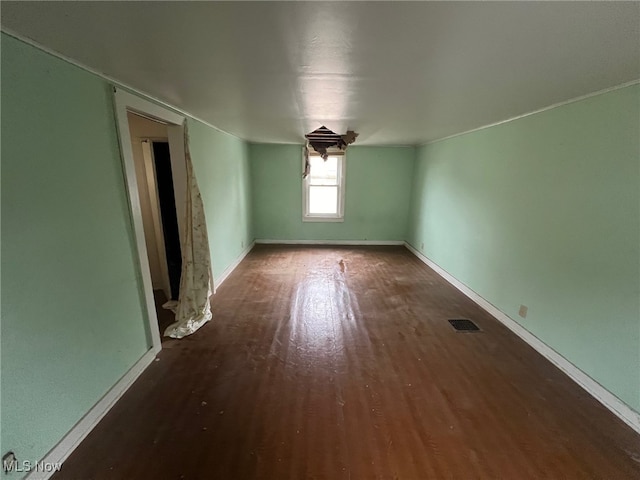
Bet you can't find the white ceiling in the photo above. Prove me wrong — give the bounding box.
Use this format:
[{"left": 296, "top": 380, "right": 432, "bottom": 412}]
[{"left": 2, "top": 2, "right": 639, "bottom": 146}]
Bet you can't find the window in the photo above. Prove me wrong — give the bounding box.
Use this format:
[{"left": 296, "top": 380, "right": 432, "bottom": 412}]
[{"left": 303, "top": 153, "right": 345, "bottom": 222}]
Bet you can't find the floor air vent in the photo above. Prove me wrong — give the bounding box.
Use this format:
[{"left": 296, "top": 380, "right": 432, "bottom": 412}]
[{"left": 448, "top": 319, "right": 480, "bottom": 332}]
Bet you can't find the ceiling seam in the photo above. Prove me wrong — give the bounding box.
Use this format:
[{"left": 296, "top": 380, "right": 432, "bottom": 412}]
[
  {"left": 417, "top": 78, "right": 640, "bottom": 148},
  {"left": 3, "top": 27, "right": 636, "bottom": 149},
  {"left": 0, "top": 28, "right": 246, "bottom": 142}
]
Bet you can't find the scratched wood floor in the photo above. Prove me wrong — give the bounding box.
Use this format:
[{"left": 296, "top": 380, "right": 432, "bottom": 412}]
[{"left": 53, "top": 246, "right": 640, "bottom": 480}]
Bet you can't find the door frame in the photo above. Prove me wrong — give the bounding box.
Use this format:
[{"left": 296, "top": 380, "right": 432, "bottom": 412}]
[{"left": 113, "top": 87, "right": 186, "bottom": 352}]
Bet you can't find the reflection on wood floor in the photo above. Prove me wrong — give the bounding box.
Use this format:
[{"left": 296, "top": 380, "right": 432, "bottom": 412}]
[{"left": 54, "top": 245, "right": 640, "bottom": 479}]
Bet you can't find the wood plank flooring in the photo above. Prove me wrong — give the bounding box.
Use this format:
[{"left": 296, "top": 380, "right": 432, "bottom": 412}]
[{"left": 53, "top": 245, "right": 640, "bottom": 479}]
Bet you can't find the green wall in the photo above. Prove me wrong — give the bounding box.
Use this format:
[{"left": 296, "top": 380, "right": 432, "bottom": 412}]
[
  {"left": 1, "top": 34, "right": 150, "bottom": 473},
  {"left": 2, "top": 28, "right": 637, "bottom": 476},
  {"left": 250, "top": 144, "right": 414, "bottom": 241},
  {"left": 408, "top": 84, "right": 640, "bottom": 412},
  {"left": 0, "top": 34, "right": 254, "bottom": 476},
  {"left": 188, "top": 120, "right": 253, "bottom": 281}
]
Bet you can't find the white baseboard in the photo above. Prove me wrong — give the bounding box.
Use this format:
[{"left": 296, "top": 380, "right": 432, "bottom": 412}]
[
  {"left": 404, "top": 242, "right": 640, "bottom": 434},
  {"left": 26, "top": 346, "right": 160, "bottom": 479},
  {"left": 213, "top": 241, "right": 255, "bottom": 293},
  {"left": 255, "top": 239, "right": 405, "bottom": 246}
]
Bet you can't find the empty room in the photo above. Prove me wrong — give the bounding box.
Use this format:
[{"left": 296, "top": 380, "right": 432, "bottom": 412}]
[{"left": 1, "top": 2, "right": 639, "bottom": 479}]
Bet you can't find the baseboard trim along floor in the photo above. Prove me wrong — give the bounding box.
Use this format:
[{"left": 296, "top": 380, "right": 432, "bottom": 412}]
[{"left": 404, "top": 241, "right": 640, "bottom": 434}]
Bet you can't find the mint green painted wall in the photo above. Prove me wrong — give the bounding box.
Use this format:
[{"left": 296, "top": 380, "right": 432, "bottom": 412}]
[
  {"left": 250, "top": 145, "right": 414, "bottom": 241},
  {"left": 408, "top": 84, "right": 640, "bottom": 411},
  {"left": 188, "top": 121, "right": 253, "bottom": 281},
  {"left": 1, "top": 33, "right": 150, "bottom": 473},
  {"left": 0, "top": 34, "right": 255, "bottom": 475}
]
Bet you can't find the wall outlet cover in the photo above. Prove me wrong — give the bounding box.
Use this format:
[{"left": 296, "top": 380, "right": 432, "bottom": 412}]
[
  {"left": 518, "top": 305, "right": 528, "bottom": 318},
  {"left": 2, "top": 452, "right": 17, "bottom": 473}
]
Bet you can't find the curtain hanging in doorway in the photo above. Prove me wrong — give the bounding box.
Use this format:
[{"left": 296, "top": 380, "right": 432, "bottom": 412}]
[{"left": 164, "top": 124, "right": 214, "bottom": 338}]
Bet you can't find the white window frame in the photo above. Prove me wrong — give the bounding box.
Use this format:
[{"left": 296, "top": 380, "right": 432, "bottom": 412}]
[{"left": 302, "top": 151, "right": 346, "bottom": 222}]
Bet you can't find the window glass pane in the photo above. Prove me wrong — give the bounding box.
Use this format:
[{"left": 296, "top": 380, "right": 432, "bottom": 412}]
[
  {"left": 309, "top": 186, "right": 338, "bottom": 214},
  {"left": 309, "top": 156, "right": 338, "bottom": 186}
]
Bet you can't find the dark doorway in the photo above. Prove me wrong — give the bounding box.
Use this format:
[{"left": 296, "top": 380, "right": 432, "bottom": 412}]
[{"left": 152, "top": 141, "right": 182, "bottom": 300}]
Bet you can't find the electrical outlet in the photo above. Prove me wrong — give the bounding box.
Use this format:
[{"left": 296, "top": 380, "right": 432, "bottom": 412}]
[
  {"left": 421, "top": 242, "right": 424, "bottom": 250},
  {"left": 3, "top": 452, "right": 17, "bottom": 473},
  {"left": 518, "top": 305, "right": 528, "bottom": 318},
  {"left": 241, "top": 240, "right": 244, "bottom": 249}
]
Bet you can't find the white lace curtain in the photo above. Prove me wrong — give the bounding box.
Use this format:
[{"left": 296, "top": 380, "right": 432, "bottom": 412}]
[{"left": 163, "top": 124, "right": 214, "bottom": 338}]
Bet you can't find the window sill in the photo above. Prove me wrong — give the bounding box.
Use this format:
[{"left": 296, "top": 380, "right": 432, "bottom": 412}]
[{"left": 302, "top": 216, "right": 345, "bottom": 223}]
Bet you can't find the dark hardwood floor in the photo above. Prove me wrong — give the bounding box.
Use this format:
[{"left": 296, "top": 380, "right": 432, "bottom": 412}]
[
  {"left": 153, "top": 290, "right": 180, "bottom": 343},
  {"left": 53, "top": 245, "right": 640, "bottom": 479}
]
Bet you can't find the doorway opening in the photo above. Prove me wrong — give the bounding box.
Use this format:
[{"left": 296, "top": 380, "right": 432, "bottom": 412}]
[
  {"left": 151, "top": 141, "right": 182, "bottom": 301},
  {"left": 126, "top": 113, "right": 184, "bottom": 339},
  {"left": 113, "top": 88, "right": 187, "bottom": 352}
]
